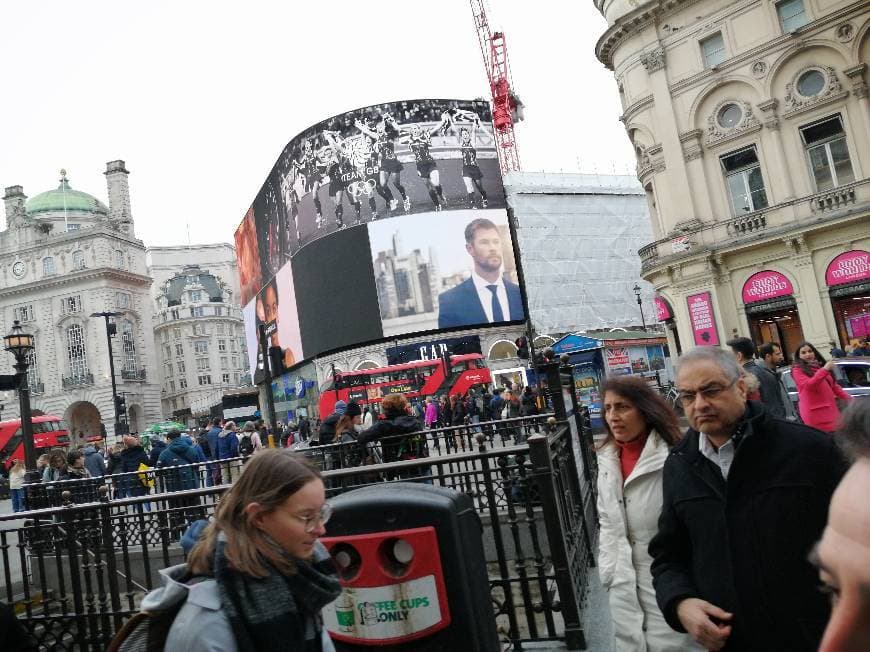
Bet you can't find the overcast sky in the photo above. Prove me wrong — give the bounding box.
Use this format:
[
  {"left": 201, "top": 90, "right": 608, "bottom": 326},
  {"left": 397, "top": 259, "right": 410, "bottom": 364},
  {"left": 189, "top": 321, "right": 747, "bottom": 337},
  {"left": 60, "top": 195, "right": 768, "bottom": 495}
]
[{"left": 0, "top": 0, "right": 634, "bottom": 247}]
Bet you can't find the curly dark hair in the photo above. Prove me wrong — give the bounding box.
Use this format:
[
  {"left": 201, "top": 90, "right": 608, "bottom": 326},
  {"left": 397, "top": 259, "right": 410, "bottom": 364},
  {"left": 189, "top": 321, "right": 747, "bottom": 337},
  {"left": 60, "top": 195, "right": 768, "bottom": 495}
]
[{"left": 599, "top": 375, "right": 682, "bottom": 448}]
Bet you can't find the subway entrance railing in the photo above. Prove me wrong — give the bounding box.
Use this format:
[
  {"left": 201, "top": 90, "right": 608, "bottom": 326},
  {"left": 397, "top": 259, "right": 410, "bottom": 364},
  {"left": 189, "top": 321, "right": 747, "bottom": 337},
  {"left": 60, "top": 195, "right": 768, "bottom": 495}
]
[{"left": 1, "top": 362, "right": 599, "bottom": 651}]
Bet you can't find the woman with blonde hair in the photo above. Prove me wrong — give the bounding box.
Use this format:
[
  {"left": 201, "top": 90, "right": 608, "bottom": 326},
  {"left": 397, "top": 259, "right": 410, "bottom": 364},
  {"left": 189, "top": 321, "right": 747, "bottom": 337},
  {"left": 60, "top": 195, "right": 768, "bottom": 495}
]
[{"left": 139, "top": 449, "right": 341, "bottom": 651}]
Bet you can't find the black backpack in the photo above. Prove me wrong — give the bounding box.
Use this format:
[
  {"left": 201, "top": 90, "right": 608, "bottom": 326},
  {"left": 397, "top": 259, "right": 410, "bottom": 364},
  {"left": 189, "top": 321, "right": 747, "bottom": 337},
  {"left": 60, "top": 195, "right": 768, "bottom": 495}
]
[
  {"left": 238, "top": 434, "right": 254, "bottom": 456},
  {"left": 197, "top": 433, "right": 211, "bottom": 459}
]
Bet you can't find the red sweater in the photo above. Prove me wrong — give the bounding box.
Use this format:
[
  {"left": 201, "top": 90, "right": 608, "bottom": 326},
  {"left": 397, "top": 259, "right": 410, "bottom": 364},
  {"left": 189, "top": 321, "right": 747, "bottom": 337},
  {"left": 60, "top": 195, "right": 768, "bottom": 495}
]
[{"left": 616, "top": 432, "right": 648, "bottom": 481}]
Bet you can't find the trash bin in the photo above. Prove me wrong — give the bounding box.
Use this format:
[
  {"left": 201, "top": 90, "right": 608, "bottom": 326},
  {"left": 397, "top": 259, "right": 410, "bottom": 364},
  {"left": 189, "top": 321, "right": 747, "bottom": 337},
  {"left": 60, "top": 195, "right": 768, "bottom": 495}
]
[{"left": 321, "top": 482, "right": 500, "bottom": 651}]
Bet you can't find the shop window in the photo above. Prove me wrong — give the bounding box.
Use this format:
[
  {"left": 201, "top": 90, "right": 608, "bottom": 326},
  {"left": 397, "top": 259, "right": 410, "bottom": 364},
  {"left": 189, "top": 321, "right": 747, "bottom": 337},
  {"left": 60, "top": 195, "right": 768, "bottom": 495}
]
[
  {"left": 700, "top": 32, "right": 726, "bottom": 68},
  {"left": 801, "top": 115, "right": 855, "bottom": 192},
  {"left": 721, "top": 146, "right": 768, "bottom": 215},
  {"left": 776, "top": 0, "right": 808, "bottom": 32}
]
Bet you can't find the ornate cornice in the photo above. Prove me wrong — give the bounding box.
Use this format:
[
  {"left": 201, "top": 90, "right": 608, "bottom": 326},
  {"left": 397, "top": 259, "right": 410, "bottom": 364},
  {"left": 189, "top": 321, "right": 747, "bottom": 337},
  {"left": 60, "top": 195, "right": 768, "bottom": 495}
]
[
  {"left": 0, "top": 267, "right": 152, "bottom": 300},
  {"left": 620, "top": 94, "right": 655, "bottom": 125},
  {"left": 641, "top": 47, "right": 666, "bottom": 73},
  {"left": 680, "top": 129, "right": 704, "bottom": 161}
]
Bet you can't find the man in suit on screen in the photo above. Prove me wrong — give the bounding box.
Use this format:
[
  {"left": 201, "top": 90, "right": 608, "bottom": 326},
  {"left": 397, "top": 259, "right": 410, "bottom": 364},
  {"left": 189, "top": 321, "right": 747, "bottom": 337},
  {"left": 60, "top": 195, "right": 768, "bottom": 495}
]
[{"left": 438, "top": 217, "right": 523, "bottom": 329}]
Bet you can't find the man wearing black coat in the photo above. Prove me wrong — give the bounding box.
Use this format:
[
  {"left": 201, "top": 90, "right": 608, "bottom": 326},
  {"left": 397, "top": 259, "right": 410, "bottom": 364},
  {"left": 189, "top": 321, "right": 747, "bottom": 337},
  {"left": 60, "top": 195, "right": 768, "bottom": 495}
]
[{"left": 650, "top": 347, "right": 846, "bottom": 651}]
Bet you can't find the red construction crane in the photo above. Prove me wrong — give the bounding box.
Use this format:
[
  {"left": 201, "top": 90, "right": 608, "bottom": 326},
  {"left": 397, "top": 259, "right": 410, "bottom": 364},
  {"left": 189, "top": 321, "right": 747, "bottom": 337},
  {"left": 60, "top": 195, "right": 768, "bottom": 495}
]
[{"left": 469, "top": 0, "right": 523, "bottom": 175}]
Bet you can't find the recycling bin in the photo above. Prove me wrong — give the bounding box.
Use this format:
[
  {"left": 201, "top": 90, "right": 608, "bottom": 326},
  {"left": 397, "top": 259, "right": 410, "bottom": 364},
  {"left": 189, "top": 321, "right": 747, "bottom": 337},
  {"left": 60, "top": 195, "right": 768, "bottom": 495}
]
[{"left": 321, "top": 482, "right": 500, "bottom": 651}]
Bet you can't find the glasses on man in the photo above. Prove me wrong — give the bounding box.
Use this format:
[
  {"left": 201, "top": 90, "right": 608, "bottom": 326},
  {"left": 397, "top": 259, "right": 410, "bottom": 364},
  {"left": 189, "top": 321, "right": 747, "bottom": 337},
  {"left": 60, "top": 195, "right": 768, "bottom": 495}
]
[
  {"left": 293, "top": 503, "right": 333, "bottom": 533},
  {"left": 676, "top": 380, "right": 737, "bottom": 407}
]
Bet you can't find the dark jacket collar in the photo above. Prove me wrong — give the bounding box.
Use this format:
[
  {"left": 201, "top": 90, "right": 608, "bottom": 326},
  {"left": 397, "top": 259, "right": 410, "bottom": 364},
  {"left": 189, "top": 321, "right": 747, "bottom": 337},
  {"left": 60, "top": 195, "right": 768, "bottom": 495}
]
[{"left": 674, "top": 401, "right": 767, "bottom": 456}]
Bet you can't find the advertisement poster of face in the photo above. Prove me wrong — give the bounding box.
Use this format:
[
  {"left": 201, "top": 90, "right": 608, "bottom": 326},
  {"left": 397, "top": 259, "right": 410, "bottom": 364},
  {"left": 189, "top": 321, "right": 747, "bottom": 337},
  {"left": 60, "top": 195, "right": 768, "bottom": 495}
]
[
  {"left": 369, "top": 210, "right": 523, "bottom": 336},
  {"left": 235, "top": 207, "right": 263, "bottom": 307},
  {"left": 243, "top": 270, "right": 303, "bottom": 379}
]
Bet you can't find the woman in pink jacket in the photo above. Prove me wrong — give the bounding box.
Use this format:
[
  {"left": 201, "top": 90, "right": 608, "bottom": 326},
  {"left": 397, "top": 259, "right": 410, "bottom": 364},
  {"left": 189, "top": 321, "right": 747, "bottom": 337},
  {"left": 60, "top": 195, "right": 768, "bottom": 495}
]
[
  {"left": 791, "top": 341, "right": 851, "bottom": 432},
  {"left": 424, "top": 396, "right": 439, "bottom": 428}
]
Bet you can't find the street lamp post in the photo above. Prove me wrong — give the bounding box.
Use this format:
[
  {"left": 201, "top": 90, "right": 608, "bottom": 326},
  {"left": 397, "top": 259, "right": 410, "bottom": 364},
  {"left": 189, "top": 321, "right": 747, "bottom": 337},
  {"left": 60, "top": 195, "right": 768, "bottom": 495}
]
[
  {"left": 3, "top": 320, "right": 40, "bottom": 483},
  {"left": 632, "top": 283, "right": 648, "bottom": 332},
  {"left": 91, "top": 311, "right": 124, "bottom": 437}
]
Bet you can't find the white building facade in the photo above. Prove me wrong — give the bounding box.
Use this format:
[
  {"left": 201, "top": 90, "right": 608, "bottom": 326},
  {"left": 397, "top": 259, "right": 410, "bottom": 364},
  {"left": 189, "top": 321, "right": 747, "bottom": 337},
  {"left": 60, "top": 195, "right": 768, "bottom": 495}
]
[
  {"left": 0, "top": 162, "right": 162, "bottom": 442},
  {"left": 148, "top": 252, "right": 248, "bottom": 420},
  {"left": 595, "top": 0, "right": 870, "bottom": 358}
]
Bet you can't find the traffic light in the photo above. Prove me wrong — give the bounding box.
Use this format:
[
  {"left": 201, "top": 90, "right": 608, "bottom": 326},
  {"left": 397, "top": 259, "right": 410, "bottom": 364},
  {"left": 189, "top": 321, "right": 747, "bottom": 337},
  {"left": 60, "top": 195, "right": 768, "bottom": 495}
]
[
  {"left": 115, "top": 395, "right": 127, "bottom": 417},
  {"left": 515, "top": 336, "right": 529, "bottom": 359}
]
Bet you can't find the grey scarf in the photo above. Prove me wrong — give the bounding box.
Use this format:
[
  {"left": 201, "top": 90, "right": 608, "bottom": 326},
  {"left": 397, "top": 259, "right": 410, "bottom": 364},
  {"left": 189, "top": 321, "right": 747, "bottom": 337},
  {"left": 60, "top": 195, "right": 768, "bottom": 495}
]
[{"left": 213, "top": 534, "right": 341, "bottom": 651}]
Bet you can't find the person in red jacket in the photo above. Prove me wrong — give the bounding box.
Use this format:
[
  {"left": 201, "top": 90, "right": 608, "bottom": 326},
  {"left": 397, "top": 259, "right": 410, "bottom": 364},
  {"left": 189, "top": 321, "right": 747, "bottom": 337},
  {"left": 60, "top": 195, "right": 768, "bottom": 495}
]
[{"left": 791, "top": 341, "right": 852, "bottom": 432}]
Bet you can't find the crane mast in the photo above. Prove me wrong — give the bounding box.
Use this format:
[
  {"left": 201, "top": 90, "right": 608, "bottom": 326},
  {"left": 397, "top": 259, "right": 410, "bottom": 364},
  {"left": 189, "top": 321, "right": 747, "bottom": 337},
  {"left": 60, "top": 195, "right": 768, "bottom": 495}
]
[{"left": 470, "top": 0, "right": 521, "bottom": 175}]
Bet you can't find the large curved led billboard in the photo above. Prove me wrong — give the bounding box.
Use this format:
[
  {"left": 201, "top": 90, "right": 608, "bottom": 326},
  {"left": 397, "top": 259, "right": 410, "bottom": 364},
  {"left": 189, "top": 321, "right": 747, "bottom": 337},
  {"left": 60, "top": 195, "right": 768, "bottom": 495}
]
[{"left": 235, "top": 98, "right": 525, "bottom": 376}]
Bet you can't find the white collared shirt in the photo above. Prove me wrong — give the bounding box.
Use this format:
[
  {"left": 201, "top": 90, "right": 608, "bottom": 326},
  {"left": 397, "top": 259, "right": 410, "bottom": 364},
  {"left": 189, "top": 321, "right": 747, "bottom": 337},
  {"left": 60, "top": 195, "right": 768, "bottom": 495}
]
[
  {"left": 471, "top": 271, "right": 509, "bottom": 323},
  {"left": 699, "top": 432, "right": 735, "bottom": 480}
]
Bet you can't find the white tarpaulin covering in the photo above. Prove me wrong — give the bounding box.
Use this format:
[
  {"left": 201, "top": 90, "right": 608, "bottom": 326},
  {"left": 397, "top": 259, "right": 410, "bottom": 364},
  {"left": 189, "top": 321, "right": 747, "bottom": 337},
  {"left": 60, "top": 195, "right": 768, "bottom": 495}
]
[{"left": 505, "top": 172, "right": 656, "bottom": 334}]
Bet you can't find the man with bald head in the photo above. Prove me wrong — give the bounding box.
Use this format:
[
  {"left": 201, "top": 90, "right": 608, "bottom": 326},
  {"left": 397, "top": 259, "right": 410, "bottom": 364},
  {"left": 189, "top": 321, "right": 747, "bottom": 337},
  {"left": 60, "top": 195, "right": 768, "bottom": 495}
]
[
  {"left": 814, "top": 401, "right": 870, "bottom": 652},
  {"left": 649, "top": 346, "right": 847, "bottom": 651}
]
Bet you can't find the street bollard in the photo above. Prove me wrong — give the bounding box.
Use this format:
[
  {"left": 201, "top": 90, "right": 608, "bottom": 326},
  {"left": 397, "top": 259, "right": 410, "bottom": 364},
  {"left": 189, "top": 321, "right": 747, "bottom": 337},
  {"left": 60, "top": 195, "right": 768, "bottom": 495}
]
[{"left": 321, "top": 482, "right": 500, "bottom": 651}]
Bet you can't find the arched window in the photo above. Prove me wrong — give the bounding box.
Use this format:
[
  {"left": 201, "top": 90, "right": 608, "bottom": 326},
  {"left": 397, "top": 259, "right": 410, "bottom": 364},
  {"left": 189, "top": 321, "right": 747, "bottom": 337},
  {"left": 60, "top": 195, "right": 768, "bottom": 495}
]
[
  {"left": 355, "top": 360, "right": 380, "bottom": 370},
  {"left": 121, "top": 320, "right": 138, "bottom": 373},
  {"left": 67, "top": 324, "right": 88, "bottom": 379},
  {"left": 488, "top": 340, "right": 518, "bottom": 360}
]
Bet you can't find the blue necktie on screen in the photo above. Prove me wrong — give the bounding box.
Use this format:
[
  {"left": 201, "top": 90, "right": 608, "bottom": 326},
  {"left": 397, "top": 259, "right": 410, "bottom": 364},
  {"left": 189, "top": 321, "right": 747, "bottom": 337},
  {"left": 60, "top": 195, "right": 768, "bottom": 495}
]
[{"left": 487, "top": 285, "right": 504, "bottom": 322}]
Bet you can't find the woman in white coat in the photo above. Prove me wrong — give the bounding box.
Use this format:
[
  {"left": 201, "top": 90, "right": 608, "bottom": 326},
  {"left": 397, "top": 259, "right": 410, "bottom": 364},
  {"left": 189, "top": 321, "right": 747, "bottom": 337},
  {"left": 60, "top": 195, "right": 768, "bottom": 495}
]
[{"left": 597, "top": 375, "right": 699, "bottom": 652}]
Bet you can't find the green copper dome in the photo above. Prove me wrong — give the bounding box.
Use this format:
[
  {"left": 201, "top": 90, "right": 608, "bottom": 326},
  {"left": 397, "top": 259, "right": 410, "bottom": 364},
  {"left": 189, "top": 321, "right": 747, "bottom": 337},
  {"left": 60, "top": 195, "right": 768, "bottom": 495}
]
[{"left": 25, "top": 178, "right": 108, "bottom": 216}]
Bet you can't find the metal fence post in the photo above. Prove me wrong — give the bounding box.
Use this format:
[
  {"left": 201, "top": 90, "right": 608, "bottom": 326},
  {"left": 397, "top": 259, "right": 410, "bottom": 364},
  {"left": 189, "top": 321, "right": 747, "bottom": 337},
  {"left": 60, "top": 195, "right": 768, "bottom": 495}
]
[
  {"left": 527, "top": 434, "right": 586, "bottom": 650},
  {"left": 60, "top": 491, "right": 89, "bottom": 649},
  {"left": 99, "top": 486, "right": 123, "bottom": 632}
]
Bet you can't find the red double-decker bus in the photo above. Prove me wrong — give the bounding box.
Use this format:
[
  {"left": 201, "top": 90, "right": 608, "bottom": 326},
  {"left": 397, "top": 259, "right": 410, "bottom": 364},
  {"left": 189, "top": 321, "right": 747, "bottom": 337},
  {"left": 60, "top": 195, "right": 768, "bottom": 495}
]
[
  {"left": 318, "top": 354, "right": 492, "bottom": 417},
  {"left": 0, "top": 415, "right": 71, "bottom": 470}
]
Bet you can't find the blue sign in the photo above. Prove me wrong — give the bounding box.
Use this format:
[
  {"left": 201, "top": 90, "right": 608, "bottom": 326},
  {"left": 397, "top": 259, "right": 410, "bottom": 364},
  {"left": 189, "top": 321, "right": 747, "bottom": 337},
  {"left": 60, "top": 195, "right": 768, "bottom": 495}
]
[{"left": 552, "top": 334, "right": 603, "bottom": 355}]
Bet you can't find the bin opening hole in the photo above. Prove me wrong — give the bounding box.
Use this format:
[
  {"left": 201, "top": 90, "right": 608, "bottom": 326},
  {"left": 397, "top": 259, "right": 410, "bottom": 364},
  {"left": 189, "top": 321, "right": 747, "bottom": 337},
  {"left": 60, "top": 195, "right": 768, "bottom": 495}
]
[
  {"left": 378, "top": 537, "right": 415, "bottom": 578},
  {"left": 330, "top": 542, "right": 362, "bottom": 581}
]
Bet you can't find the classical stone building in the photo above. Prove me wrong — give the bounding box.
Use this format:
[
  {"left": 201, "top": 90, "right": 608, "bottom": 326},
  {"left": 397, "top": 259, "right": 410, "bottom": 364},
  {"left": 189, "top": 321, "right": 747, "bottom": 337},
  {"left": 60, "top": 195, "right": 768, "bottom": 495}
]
[
  {"left": 0, "top": 163, "right": 162, "bottom": 441},
  {"left": 595, "top": 0, "right": 869, "bottom": 359},
  {"left": 147, "top": 247, "right": 249, "bottom": 420}
]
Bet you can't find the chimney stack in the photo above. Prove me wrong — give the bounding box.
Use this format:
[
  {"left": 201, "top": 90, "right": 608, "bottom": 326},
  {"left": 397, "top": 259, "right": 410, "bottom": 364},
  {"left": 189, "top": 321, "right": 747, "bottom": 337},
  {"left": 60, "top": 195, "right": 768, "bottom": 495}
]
[
  {"left": 104, "top": 160, "right": 131, "bottom": 222},
  {"left": 3, "top": 185, "right": 26, "bottom": 225}
]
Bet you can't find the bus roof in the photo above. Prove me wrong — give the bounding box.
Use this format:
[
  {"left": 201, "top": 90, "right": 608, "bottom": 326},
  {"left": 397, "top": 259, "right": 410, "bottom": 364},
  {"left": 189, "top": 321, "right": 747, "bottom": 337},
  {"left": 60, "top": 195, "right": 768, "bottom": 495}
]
[
  {"left": 0, "top": 415, "right": 63, "bottom": 427},
  {"left": 336, "top": 353, "right": 484, "bottom": 378}
]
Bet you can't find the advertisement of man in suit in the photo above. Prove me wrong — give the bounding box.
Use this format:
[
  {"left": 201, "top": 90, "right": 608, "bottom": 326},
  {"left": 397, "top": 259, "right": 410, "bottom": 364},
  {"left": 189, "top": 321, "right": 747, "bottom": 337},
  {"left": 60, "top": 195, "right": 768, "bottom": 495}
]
[{"left": 438, "top": 217, "right": 523, "bottom": 329}]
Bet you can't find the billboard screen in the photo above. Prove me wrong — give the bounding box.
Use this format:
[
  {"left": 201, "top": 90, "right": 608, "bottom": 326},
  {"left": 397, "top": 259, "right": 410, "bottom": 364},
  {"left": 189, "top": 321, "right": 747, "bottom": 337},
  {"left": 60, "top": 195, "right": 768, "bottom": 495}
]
[{"left": 237, "top": 98, "right": 524, "bottom": 377}]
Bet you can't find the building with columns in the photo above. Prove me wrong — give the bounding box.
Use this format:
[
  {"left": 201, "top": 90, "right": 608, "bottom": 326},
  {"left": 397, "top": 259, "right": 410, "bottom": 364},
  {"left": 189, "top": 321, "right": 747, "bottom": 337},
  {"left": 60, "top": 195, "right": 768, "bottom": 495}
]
[
  {"left": 0, "top": 163, "right": 162, "bottom": 442},
  {"left": 146, "top": 246, "right": 249, "bottom": 421},
  {"left": 595, "top": 0, "right": 869, "bottom": 358}
]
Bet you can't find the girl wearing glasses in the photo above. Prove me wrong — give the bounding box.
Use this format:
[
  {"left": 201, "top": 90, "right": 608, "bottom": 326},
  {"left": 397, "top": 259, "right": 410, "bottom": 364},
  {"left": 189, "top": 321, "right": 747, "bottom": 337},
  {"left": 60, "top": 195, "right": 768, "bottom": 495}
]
[
  {"left": 791, "top": 341, "right": 852, "bottom": 432},
  {"left": 139, "top": 449, "right": 340, "bottom": 651},
  {"left": 596, "top": 375, "right": 700, "bottom": 652}
]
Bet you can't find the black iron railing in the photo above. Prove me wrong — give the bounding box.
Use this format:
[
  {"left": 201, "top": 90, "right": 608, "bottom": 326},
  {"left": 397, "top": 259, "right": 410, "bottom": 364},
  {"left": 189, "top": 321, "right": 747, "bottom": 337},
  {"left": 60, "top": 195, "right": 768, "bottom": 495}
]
[
  {"left": 120, "top": 368, "right": 146, "bottom": 381},
  {"left": 61, "top": 373, "right": 94, "bottom": 389},
  {"left": 2, "top": 365, "right": 599, "bottom": 650}
]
